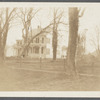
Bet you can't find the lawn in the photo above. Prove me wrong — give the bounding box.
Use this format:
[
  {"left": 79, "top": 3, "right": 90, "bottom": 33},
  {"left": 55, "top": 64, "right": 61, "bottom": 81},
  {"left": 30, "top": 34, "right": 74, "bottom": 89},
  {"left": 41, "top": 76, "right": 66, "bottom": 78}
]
[{"left": 0, "top": 58, "right": 100, "bottom": 91}]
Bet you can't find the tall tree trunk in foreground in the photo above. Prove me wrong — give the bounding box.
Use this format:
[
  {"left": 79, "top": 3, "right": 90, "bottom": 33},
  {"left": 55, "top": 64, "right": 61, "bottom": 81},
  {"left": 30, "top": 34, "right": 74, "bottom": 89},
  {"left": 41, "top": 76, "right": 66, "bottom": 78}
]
[
  {"left": 52, "top": 9, "right": 57, "bottom": 60},
  {"left": 0, "top": 45, "right": 3, "bottom": 63},
  {"left": 52, "top": 28, "right": 57, "bottom": 61},
  {"left": 67, "top": 7, "right": 79, "bottom": 75}
]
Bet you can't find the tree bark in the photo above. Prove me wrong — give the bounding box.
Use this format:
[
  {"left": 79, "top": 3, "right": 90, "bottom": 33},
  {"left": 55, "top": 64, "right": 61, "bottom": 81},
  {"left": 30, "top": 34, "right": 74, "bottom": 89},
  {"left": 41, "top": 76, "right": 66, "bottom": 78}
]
[
  {"left": 52, "top": 9, "right": 58, "bottom": 61},
  {"left": 0, "top": 8, "right": 9, "bottom": 63},
  {"left": 0, "top": 30, "right": 2, "bottom": 63},
  {"left": 52, "top": 30, "right": 57, "bottom": 60},
  {"left": 67, "top": 7, "right": 79, "bottom": 76},
  {"left": 0, "top": 48, "right": 3, "bottom": 64},
  {"left": 2, "top": 8, "right": 9, "bottom": 61}
]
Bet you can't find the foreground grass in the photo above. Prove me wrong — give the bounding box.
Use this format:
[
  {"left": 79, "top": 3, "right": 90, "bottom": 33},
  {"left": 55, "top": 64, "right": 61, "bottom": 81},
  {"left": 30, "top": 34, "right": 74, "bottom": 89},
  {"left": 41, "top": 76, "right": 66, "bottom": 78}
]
[{"left": 0, "top": 59, "right": 100, "bottom": 91}]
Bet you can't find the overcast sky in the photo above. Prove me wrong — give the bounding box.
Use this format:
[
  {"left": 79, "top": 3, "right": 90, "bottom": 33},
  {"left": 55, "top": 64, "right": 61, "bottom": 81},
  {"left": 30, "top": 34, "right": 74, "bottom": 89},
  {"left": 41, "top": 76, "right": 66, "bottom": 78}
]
[{"left": 1, "top": 3, "right": 100, "bottom": 54}]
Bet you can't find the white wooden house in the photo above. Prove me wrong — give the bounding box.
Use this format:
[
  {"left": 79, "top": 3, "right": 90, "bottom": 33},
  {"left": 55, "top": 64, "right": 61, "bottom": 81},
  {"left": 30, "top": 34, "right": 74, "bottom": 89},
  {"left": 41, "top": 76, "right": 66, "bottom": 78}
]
[{"left": 14, "top": 26, "right": 66, "bottom": 59}]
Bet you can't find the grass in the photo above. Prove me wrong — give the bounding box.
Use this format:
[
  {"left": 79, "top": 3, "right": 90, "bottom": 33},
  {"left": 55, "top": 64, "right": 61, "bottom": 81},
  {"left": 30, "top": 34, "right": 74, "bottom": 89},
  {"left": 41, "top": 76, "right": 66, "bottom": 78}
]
[{"left": 0, "top": 58, "right": 100, "bottom": 91}]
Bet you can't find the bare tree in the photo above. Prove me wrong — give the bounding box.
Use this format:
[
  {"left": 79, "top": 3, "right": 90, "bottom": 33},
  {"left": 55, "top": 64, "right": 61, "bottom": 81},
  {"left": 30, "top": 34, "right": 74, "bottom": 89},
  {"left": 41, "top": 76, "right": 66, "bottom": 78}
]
[
  {"left": 67, "top": 7, "right": 85, "bottom": 76},
  {"left": 16, "top": 8, "right": 40, "bottom": 56},
  {"left": 20, "top": 8, "right": 66, "bottom": 58},
  {"left": 76, "top": 29, "right": 87, "bottom": 57},
  {"left": 52, "top": 8, "right": 64, "bottom": 60},
  {"left": 91, "top": 26, "right": 100, "bottom": 55},
  {"left": 0, "top": 8, "right": 17, "bottom": 63}
]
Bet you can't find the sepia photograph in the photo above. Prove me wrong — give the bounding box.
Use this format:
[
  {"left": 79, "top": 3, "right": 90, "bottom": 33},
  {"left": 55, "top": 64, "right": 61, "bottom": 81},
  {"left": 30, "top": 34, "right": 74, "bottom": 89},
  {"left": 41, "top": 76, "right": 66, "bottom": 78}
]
[{"left": 0, "top": 2, "right": 100, "bottom": 94}]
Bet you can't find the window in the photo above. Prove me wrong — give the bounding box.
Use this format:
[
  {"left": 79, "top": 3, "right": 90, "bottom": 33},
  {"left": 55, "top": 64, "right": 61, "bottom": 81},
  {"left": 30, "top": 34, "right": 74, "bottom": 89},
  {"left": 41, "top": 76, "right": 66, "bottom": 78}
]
[
  {"left": 18, "top": 49, "right": 20, "bottom": 55},
  {"left": 36, "top": 37, "right": 39, "bottom": 43},
  {"left": 42, "top": 37, "right": 44, "bottom": 43},
  {"left": 35, "top": 38, "right": 37, "bottom": 43},
  {"left": 38, "top": 37, "right": 39, "bottom": 43},
  {"left": 41, "top": 47, "right": 44, "bottom": 54},
  {"left": 20, "top": 41, "right": 22, "bottom": 45},
  {"left": 35, "top": 46, "right": 39, "bottom": 54}
]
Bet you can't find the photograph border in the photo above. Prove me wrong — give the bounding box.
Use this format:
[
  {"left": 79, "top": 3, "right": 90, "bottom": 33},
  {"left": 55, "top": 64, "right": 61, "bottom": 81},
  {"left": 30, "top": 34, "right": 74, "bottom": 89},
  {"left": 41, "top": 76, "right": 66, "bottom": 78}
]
[{"left": 0, "top": 1, "right": 100, "bottom": 98}]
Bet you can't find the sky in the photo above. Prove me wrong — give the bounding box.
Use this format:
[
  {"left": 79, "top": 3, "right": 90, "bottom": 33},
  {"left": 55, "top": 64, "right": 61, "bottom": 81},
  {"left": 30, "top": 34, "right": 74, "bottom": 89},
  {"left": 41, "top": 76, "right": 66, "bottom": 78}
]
[{"left": 1, "top": 3, "right": 100, "bottom": 55}]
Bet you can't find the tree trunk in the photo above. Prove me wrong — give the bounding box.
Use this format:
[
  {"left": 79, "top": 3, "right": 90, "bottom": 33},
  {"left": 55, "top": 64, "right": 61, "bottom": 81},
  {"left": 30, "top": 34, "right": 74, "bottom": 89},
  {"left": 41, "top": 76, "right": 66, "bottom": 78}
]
[
  {"left": 52, "top": 9, "right": 57, "bottom": 61},
  {"left": 52, "top": 30, "right": 57, "bottom": 60},
  {"left": 0, "top": 8, "right": 16, "bottom": 64},
  {"left": 0, "top": 48, "right": 3, "bottom": 64},
  {"left": 25, "top": 24, "right": 28, "bottom": 43},
  {"left": 0, "top": 17, "right": 3, "bottom": 63},
  {"left": 2, "top": 8, "right": 9, "bottom": 61},
  {"left": 67, "top": 7, "right": 79, "bottom": 76}
]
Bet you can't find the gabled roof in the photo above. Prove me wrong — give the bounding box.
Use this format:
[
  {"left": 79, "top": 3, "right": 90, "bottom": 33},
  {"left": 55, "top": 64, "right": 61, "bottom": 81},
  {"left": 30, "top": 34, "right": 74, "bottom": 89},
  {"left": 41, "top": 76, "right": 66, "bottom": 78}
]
[{"left": 28, "top": 26, "right": 52, "bottom": 37}]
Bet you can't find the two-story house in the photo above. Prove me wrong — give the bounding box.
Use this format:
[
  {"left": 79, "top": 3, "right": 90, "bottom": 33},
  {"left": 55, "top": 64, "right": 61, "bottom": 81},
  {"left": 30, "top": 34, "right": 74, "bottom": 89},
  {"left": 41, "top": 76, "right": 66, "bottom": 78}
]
[{"left": 14, "top": 26, "right": 66, "bottom": 59}]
